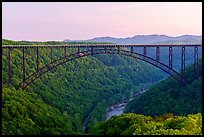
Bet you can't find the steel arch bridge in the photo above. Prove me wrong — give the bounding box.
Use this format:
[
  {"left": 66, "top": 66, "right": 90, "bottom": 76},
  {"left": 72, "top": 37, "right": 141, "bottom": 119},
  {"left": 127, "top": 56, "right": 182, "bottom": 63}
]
[{"left": 2, "top": 44, "right": 201, "bottom": 90}]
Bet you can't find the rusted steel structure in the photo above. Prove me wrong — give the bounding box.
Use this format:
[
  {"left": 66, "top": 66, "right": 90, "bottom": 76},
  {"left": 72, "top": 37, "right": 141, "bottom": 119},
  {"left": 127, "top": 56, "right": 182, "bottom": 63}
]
[{"left": 2, "top": 44, "right": 201, "bottom": 90}]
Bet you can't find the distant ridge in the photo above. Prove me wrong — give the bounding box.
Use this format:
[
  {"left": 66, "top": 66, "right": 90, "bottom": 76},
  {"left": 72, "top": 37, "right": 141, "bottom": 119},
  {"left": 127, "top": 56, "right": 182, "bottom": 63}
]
[{"left": 63, "top": 34, "right": 202, "bottom": 44}]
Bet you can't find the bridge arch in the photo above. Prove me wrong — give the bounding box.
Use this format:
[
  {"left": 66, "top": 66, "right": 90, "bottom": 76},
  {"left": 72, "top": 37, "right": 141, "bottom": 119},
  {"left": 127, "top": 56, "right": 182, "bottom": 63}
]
[{"left": 18, "top": 47, "right": 182, "bottom": 90}]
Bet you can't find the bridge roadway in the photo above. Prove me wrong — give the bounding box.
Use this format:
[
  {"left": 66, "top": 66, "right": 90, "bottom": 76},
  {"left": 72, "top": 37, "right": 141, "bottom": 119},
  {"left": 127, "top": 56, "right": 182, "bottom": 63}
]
[
  {"left": 2, "top": 44, "right": 202, "bottom": 89},
  {"left": 2, "top": 44, "right": 202, "bottom": 48}
]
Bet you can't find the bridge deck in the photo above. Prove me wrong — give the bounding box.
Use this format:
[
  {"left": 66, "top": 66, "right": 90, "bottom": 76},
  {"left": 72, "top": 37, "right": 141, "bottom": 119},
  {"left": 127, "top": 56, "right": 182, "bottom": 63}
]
[{"left": 2, "top": 44, "right": 202, "bottom": 48}]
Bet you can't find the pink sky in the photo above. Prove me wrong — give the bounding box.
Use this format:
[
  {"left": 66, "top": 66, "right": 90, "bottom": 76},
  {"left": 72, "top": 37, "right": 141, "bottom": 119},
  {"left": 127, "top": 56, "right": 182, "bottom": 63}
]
[{"left": 2, "top": 2, "right": 202, "bottom": 41}]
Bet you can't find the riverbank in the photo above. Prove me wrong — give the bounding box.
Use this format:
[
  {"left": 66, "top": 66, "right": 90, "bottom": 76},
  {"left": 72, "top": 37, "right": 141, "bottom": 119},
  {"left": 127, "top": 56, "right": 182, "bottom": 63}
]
[
  {"left": 82, "top": 89, "right": 148, "bottom": 132},
  {"left": 105, "top": 89, "right": 147, "bottom": 120}
]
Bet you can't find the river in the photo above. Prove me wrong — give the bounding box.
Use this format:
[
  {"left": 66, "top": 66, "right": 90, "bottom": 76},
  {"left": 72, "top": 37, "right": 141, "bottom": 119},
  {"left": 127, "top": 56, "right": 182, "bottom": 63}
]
[
  {"left": 105, "top": 103, "right": 126, "bottom": 120},
  {"left": 82, "top": 89, "right": 147, "bottom": 132},
  {"left": 105, "top": 89, "right": 147, "bottom": 120}
]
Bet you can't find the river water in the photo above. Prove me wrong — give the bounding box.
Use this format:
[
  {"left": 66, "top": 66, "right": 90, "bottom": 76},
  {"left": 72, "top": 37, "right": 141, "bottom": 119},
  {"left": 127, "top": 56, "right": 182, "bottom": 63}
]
[
  {"left": 105, "top": 89, "right": 147, "bottom": 121},
  {"left": 82, "top": 89, "right": 147, "bottom": 132},
  {"left": 105, "top": 103, "right": 126, "bottom": 120}
]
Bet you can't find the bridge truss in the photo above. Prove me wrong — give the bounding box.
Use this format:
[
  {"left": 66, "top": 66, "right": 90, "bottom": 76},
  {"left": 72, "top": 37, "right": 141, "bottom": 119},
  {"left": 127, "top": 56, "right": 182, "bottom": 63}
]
[{"left": 2, "top": 44, "right": 201, "bottom": 90}]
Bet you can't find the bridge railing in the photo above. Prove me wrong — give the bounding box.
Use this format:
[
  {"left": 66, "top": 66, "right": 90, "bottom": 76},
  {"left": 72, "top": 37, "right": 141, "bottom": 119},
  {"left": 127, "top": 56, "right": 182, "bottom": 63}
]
[
  {"left": 2, "top": 44, "right": 202, "bottom": 89},
  {"left": 2, "top": 44, "right": 202, "bottom": 48}
]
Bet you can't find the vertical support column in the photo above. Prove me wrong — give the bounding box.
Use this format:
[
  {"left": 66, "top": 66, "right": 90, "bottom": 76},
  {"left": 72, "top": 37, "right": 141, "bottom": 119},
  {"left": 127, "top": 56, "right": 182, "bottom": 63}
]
[
  {"left": 194, "top": 46, "right": 198, "bottom": 79},
  {"left": 169, "top": 47, "right": 172, "bottom": 69},
  {"left": 8, "top": 48, "right": 11, "bottom": 85},
  {"left": 156, "top": 47, "right": 160, "bottom": 61},
  {"left": 104, "top": 46, "right": 107, "bottom": 53},
  {"left": 78, "top": 46, "right": 80, "bottom": 53},
  {"left": 22, "top": 47, "right": 25, "bottom": 85},
  {"left": 87, "top": 47, "right": 89, "bottom": 53},
  {"left": 118, "top": 46, "right": 120, "bottom": 54},
  {"left": 131, "top": 46, "right": 133, "bottom": 53},
  {"left": 143, "top": 46, "right": 146, "bottom": 59},
  {"left": 91, "top": 46, "right": 94, "bottom": 55},
  {"left": 181, "top": 47, "right": 186, "bottom": 84},
  {"left": 64, "top": 46, "right": 66, "bottom": 58},
  {"left": 50, "top": 47, "right": 52, "bottom": 63},
  {"left": 36, "top": 47, "right": 39, "bottom": 72}
]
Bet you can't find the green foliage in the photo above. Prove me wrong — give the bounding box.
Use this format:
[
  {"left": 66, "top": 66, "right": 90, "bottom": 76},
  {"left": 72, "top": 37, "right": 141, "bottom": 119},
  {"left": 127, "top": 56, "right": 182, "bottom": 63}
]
[
  {"left": 124, "top": 60, "right": 202, "bottom": 116},
  {"left": 2, "top": 38, "right": 113, "bottom": 45},
  {"left": 2, "top": 85, "right": 74, "bottom": 135},
  {"left": 2, "top": 39, "right": 165, "bottom": 135},
  {"left": 89, "top": 113, "right": 202, "bottom": 135}
]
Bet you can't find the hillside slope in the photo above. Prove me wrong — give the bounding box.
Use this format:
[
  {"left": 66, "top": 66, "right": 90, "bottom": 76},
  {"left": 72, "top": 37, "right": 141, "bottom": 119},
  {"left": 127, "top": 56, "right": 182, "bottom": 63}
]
[
  {"left": 124, "top": 60, "right": 202, "bottom": 116},
  {"left": 88, "top": 60, "right": 202, "bottom": 135},
  {"left": 89, "top": 113, "right": 202, "bottom": 135},
  {"left": 2, "top": 39, "right": 165, "bottom": 135}
]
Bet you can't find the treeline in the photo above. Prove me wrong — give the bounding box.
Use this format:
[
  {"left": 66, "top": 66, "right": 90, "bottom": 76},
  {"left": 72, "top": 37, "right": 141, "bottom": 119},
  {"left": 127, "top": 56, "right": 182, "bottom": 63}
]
[
  {"left": 2, "top": 39, "right": 113, "bottom": 45},
  {"left": 89, "top": 113, "right": 202, "bottom": 135},
  {"left": 2, "top": 39, "right": 165, "bottom": 135}
]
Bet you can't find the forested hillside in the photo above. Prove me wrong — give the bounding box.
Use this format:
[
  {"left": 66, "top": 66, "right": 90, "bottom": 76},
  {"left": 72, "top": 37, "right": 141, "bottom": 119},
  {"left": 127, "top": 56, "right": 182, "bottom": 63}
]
[
  {"left": 124, "top": 60, "right": 202, "bottom": 116},
  {"left": 2, "top": 39, "right": 165, "bottom": 135},
  {"left": 2, "top": 85, "right": 75, "bottom": 135},
  {"left": 89, "top": 113, "right": 202, "bottom": 135},
  {"left": 88, "top": 61, "right": 202, "bottom": 135}
]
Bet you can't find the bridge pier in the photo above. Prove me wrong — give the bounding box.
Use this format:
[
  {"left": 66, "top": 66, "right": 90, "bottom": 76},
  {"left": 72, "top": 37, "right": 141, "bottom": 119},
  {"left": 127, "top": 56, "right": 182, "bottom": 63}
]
[
  {"left": 131, "top": 47, "right": 133, "bottom": 53},
  {"left": 8, "top": 48, "right": 11, "bottom": 85},
  {"left": 78, "top": 46, "right": 80, "bottom": 53},
  {"left": 118, "top": 46, "right": 120, "bottom": 54},
  {"left": 91, "top": 47, "right": 94, "bottom": 54},
  {"left": 181, "top": 47, "right": 186, "bottom": 84},
  {"left": 156, "top": 47, "right": 160, "bottom": 61},
  {"left": 143, "top": 47, "right": 146, "bottom": 59},
  {"left": 169, "top": 47, "right": 172, "bottom": 69},
  {"left": 64, "top": 47, "right": 66, "bottom": 58},
  {"left": 22, "top": 47, "right": 26, "bottom": 86},
  {"left": 194, "top": 46, "right": 198, "bottom": 79},
  {"left": 104, "top": 46, "right": 107, "bottom": 53},
  {"left": 50, "top": 47, "right": 53, "bottom": 63},
  {"left": 36, "top": 47, "right": 39, "bottom": 72}
]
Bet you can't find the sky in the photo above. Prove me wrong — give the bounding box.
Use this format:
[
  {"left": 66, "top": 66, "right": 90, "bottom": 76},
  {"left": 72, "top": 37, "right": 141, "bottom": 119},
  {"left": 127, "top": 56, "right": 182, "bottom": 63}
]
[{"left": 2, "top": 2, "right": 202, "bottom": 41}]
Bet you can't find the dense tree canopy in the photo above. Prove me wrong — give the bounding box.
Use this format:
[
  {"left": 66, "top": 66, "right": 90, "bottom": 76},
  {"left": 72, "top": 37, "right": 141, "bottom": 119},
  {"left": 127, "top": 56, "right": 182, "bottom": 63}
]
[
  {"left": 2, "top": 39, "right": 165, "bottom": 135},
  {"left": 2, "top": 39, "right": 201, "bottom": 135},
  {"left": 89, "top": 113, "right": 202, "bottom": 135},
  {"left": 124, "top": 60, "right": 202, "bottom": 116},
  {"left": 89, "top": 59, "right": 202, "bottom": 135}
]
